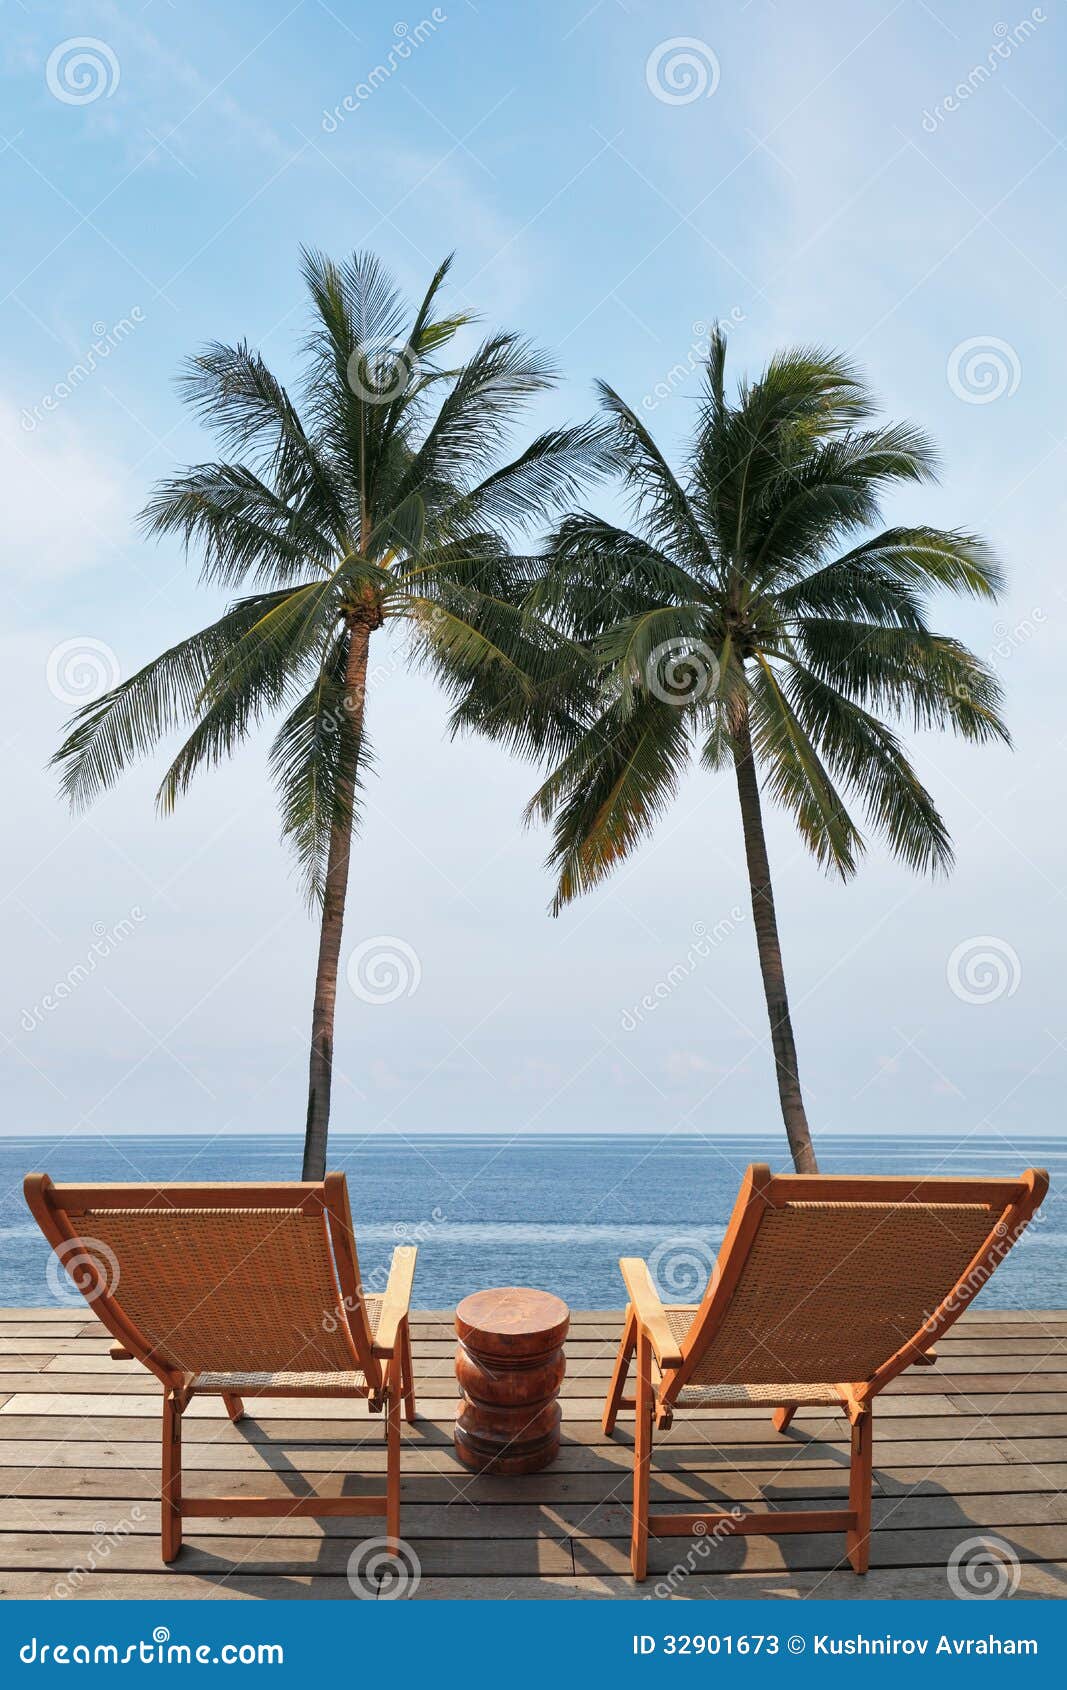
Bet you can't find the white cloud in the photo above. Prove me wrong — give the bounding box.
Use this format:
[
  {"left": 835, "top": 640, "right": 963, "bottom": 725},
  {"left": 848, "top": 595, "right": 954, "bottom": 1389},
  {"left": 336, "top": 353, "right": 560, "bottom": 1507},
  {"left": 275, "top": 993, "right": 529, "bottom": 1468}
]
[{"left": 0, "top": 399, "right": 129, "bottom": 579}]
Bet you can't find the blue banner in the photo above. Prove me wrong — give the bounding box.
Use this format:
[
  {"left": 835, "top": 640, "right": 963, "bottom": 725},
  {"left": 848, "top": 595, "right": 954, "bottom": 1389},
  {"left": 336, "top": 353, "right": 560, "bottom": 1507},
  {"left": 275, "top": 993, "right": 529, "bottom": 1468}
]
[{"left": 2, "top": 1600, "right": 1063, "bottom": 1685}]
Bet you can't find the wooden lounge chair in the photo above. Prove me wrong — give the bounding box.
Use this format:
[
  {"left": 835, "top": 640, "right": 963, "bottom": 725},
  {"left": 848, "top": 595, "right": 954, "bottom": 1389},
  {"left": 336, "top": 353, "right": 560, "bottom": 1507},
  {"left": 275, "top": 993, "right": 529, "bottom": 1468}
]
[
  {"left": 24, "top": 1172, "right": 417, "bottom": 1563},
  {"left": 602, "top": 1162, "right": 1048, "bottom": 1581}
]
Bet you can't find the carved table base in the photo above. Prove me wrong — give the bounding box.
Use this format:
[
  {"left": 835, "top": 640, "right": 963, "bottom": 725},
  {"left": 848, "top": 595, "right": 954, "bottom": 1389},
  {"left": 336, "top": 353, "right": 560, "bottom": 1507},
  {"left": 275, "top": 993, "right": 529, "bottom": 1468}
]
[{"left": 454, "top": 1287, "right": 570, "bottom": 1475}]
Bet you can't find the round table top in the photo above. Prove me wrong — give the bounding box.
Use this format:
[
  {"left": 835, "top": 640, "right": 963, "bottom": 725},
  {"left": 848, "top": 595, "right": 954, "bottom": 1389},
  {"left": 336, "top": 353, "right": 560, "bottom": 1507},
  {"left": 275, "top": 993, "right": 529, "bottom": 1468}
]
[{"left": 455, "top": 1286, "right": 570, "bottom": 1352}]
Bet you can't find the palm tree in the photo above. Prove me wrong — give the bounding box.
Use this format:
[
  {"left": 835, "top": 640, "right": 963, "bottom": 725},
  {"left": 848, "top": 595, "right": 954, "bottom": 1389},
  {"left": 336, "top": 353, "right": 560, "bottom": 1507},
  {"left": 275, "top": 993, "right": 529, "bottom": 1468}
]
[
  {"left": 52, "top": 249, "right": 608, "bottom": 1178},
  {"left": 509, "top": 334, "right": 1009, "bottom": 1173}
]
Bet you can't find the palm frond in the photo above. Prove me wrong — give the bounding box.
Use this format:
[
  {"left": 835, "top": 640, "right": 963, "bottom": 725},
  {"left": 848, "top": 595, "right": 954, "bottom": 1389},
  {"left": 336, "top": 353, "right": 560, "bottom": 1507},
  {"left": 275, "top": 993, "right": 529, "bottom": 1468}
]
[
  {"left": 748, "top": 659, "right": 863, "bottom": 876},
  {"left": 798, "top": 618, "right": 1010, "bottom": 743},
  {"left": 786, "top": 662, "right": 954, "bottom": 873},
  {"left": 140, "top": 461, "right": 336, "bottom": 588},
  {"left": 527, "top": 697, "right": 692, "bottom": 910},
  {"left": 51, "top": 589, "right": 301, "bottom": 810}
]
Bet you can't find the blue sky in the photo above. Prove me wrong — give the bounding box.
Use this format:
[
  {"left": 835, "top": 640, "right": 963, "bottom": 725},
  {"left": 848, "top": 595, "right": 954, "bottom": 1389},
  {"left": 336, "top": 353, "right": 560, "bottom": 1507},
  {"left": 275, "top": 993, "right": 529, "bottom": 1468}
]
[{"left": 1, "top": 0, "right": 1064, "bottom": 1150}]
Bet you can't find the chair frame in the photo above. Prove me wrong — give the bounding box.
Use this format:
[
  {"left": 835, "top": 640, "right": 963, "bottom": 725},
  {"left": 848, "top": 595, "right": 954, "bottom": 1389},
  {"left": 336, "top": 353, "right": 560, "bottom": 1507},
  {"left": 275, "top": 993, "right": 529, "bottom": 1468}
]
[
  {"left": 602, "top": 1162, "right": 1048, "bottom": 1581},
  {"left": 25, "top": 1172, "right": 417, "bottom": 1564}
]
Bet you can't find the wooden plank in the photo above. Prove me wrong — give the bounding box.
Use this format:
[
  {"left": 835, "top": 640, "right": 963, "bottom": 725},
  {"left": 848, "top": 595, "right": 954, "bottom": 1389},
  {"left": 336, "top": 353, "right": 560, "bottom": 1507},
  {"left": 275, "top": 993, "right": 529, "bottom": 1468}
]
[
  {"left": 0, "top": 1530, "right": 573, "bottom": 1576},
  {"left": 0, "top": 1310, "right": 98, "bottom": 1323},
  {"left": 0, "top": 1325, "right": 89, "bottom": 1340},
  {"left": 29, "top": 1357, "right": 1067, "bottom": 1401},
  {"left": 15, "top": 1342, "right": 1067, "bottom": 1376},
  {"left": 9, "top": 1458, "right": 1067, "bottom": 1506},
  {"left": 3, "top": 1520, "right": 1063, "bottom": 1578},
  {"left": 1, "top": 1408, "right": 1062, "bottom": 1453},
  {"left": 573, "top": 1521, "right": 1067, "bottom": 1578},
  {"left": 0, "top": 1388, "right": 987, "bottom": 1421},
  {"left": 2, "top": 1563, "right": 1064, "bottom": 1601},
  {"left": 6, "top": 1488, "right": 1067, "bottom": 1540},
  {"left": 0, "top": 1570, "right": 360, "bottom": 1599}
]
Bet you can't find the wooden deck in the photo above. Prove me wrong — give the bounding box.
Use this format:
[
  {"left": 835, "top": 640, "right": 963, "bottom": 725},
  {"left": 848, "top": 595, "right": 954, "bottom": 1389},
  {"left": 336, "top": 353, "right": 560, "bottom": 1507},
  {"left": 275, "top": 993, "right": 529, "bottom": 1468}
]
[{"left": 0, "top": 1305, "right": 1065, "bottom": 1600}]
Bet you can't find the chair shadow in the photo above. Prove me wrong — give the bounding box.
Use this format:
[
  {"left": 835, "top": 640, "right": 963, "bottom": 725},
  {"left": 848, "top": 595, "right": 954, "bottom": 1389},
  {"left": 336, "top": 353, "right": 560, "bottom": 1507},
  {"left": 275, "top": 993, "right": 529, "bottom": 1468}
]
[
  {"left": 567, "top": 1414, "right": 1067, "bottom": 1599},
  {"left": 164, "top": 1401, "right": 1066, "bottom": 1600}
]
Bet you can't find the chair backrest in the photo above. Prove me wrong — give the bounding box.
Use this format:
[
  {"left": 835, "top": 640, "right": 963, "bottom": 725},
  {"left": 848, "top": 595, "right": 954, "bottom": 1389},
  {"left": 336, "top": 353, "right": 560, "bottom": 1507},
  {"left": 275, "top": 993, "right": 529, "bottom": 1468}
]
[
  {"left": 24, "top": 1172, "right": 381, "bottom": 1390},
  {"left": 666, "top": 1163, "right": 1047, "bottom": 1403}
]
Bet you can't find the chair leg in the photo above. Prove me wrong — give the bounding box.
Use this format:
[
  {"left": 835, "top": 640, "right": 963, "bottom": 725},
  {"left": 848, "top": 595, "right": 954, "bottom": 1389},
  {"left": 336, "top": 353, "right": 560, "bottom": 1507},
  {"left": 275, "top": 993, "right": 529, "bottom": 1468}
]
[
  {"left": 386, "top": 1355, "right": 402, "bottom": 1551},
  {"left": 222, "top": 1392, "right": 245, "bottom": 1423},
  {"left": 400, "top": 1319, "right": 416, "bottom": 1424},
  {"left": 161, "top": 1389, "right": 182, "bottom": 1564},
  {"left": 772, "top": 1405, "right": 796, "bottom": 1433},
  {"left": 630, "top": 1328, "right": 653, "bottom": 1581},
  {"left": 603, "top": 1305, "right": 636, "bottom": 1435},
  {"left": 846, "top": 1408, "right": 873, "bottom": 1574}
]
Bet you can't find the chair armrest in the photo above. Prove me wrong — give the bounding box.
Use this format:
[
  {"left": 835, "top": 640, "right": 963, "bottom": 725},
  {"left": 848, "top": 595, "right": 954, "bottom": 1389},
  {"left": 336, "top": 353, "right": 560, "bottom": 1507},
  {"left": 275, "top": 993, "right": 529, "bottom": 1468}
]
[
  {"left": 619, "top": 1257, "right": 683, "bottom": 1368},
  {"left": 373, "top": 1246, "right": 417, "bottom": 1358}
]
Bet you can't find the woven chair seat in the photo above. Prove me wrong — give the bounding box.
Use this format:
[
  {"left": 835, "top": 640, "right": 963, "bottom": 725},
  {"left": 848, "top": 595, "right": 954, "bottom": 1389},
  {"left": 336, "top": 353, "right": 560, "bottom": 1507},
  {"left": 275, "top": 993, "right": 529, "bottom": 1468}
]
[
  {"left": 662, "top": 1308, "right": 841, "bottom": 1406},
  {"left": 195, "top": 1368, "right": 370, "bottom": 1392},
  {"left": 673, "top": 1380, "right": 843, "bottom": 1407},
  {"left": 193, "top": 1296, "right": 383, "bottom": 1394}
]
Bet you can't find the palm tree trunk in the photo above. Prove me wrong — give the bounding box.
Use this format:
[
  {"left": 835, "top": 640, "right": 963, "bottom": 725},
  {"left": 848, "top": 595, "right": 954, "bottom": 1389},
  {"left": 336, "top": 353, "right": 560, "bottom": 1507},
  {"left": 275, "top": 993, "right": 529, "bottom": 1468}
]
[
  {"left": 302, "top": 619, "right": 372, "bottom": 1180},
  {"left": 731, "top": 701, "right": 819, "bottom": 1174}
]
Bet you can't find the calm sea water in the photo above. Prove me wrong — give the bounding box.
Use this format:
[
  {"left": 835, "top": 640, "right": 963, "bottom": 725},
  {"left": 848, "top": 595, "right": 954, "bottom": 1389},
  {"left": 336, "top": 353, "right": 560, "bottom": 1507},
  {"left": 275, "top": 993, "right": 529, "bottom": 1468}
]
[{"left": 1, "top": 1134, "right": 1061, "bottom": 1309}]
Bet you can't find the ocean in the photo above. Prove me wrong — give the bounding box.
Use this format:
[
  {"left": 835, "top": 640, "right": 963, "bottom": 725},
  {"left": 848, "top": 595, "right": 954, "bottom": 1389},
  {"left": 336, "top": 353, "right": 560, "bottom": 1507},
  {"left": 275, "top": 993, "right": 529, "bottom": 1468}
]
[{"left": 1, "top": 1133, "right": 1061, "bottom": 1310}]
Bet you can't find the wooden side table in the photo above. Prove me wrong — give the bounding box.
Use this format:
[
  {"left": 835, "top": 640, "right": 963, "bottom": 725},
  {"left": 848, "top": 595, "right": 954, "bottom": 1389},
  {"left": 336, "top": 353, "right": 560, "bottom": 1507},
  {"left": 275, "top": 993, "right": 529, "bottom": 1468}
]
[{"left": 454, "top": 1287, "right": 570, "bottom": 1475}]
